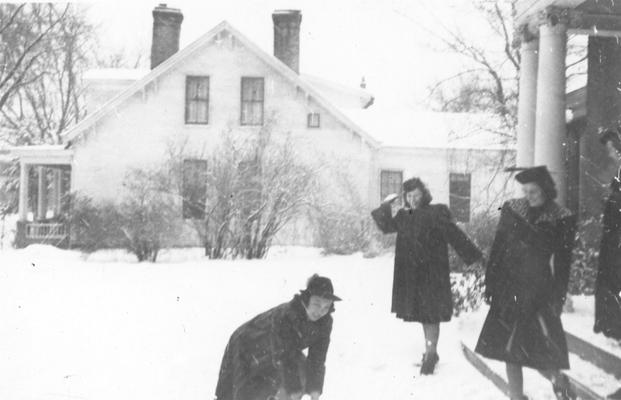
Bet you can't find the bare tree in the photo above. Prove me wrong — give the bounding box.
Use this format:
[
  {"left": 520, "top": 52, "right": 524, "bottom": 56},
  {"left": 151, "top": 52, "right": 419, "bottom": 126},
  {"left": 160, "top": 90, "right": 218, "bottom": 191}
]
[
  {"left": 401, "top": 0, "right": 586, "bottom": 140},
  {"left": 158, "top": 122, "right": 318, "bottom": 260},
  {"left": 0, "top": 3, "right": 94, "bottom": 145}
]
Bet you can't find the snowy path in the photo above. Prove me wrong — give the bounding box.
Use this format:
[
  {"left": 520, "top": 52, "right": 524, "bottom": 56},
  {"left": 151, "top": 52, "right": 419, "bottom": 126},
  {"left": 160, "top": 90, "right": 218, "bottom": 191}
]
[{"left": 0, "top": 246, "right": 615, "bottom": 400}]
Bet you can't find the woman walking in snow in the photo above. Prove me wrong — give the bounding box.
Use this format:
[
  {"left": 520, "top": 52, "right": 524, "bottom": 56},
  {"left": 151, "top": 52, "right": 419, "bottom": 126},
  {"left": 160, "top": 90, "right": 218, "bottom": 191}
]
[
  {"left": 215, "top": 274, "right": 339, "bottom": 400},
  {"left": 474, "top": 166, "right": 577, "bottom": 400},
  {"left": 371, "top": 177, "right": 482, "bottom": 375}
]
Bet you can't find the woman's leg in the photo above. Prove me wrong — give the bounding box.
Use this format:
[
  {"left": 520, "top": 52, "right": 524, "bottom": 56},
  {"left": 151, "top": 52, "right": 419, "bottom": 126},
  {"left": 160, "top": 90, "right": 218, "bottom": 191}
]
[
  {"left": 506, "top": 362, "right": 525, "bottom": 399},
  {"left": 420, "top": 323, "right": 440, "bottom": 374},
  {"left": 422, "top": 323, "right": 440, "bottom": 354}
]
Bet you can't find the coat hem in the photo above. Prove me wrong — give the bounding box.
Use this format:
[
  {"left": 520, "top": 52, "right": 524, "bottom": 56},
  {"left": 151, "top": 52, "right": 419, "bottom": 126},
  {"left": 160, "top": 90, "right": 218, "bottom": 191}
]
[{"left": 474, "top": 347, "right": 570, "bottom": 371}]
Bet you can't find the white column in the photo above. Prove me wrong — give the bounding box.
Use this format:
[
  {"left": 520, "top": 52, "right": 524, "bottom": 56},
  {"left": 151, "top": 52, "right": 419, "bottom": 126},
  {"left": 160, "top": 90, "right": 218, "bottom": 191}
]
[
  {"left": 516, "top": 36, "right": 539, "bottom": 167},
  {"left": 37, "top": 166, "right": 46, "bottom": 220},
  {"left": 53, "top": 169, "right": 62, "bottom": 217},
  {"left": 18, "top": 162, "right": 29, "bottom": 221},
  {"left": 534, "top": 10, "right": 568, "bottom": 205}
]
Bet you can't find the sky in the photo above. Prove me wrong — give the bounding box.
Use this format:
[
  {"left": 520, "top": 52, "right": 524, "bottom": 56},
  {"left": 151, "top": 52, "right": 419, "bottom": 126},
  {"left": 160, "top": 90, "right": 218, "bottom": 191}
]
[{"left": 83, "top": 0, "right": 502, "bottom": 110}]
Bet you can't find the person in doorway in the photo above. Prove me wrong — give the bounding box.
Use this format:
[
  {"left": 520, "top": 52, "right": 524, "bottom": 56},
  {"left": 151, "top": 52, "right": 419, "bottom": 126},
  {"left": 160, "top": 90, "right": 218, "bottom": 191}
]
[
  {"left": 475, "top": 166, "right": 577, "bottom": 400},
  {"left": 215, "top": 274, "right": 340, "bottom": 400},
  {"left": 371, "top": 177, "right": 482, "bottom": 375},
  {"left": 595, "top": 130, "right": 621, "bottom": 400}
]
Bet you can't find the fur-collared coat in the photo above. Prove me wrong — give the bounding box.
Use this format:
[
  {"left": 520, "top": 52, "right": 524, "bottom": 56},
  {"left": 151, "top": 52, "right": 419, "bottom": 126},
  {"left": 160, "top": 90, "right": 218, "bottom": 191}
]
[
  {"left": 475, "top": 198, "right": 576, "bottom": 370},
  {"left": 371, "top": 202, "right": 482, "bottom": 323},
  {"left": 215, "top": 295, "right": 332, "bottom": 400}
]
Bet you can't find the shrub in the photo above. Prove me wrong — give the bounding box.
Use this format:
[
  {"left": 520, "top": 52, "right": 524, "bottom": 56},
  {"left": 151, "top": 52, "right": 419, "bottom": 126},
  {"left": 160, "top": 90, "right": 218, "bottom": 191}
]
[
  {"left": 315, "top": 208, "right": 370, "bottom": 255},
  {"left": 569, "top": 216, "right": 600, "bottom": 295},
  {"left": 449, "top": 211, "right": 497, "bottom": 314},
  {"left": 68, "top": 194, "right": 124, "bottom": 251},
  {"left": 67, "top": 169, "right": 181, "bottom": 262},
  {"left": 451, "top": 271, "right": 485, "bottom": 317}
]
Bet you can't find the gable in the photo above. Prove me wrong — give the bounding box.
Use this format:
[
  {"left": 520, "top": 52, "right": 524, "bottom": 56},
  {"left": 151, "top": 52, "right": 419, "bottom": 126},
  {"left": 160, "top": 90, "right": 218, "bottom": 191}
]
[{"left": 63, "top": 21, "right": 379, "bottom": 150}]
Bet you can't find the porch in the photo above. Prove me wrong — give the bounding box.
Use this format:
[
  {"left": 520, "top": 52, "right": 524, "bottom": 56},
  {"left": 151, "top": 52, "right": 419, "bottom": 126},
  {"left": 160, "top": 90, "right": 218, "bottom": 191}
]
[{"left": 10, "top": 145, "right": 73, "bottom": 248}]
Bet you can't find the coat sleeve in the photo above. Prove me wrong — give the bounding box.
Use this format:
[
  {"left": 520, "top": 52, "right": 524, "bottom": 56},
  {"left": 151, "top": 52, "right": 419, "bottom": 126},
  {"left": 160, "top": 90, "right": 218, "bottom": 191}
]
[
  {"left": 371, "top": 202, "right": 398, "bottom": 234},
  {"left": 437, "top": 205, "right": 482, "bottom": 265},
  {"left": 276, "top": 313, "right": 305, "bottom": 395},
  {"left": 550, "top": 215, "right": 577, "bottom": 305},
  {"left": 305, "top": 317, "right": 332, "bottom": 394},
  {"left": 485, "top": 203, "right": 509, "bottom": 298}
]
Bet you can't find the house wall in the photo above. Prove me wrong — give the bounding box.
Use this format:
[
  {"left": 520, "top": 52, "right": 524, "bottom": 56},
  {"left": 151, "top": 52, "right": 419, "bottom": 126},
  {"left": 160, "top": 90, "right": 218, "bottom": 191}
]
[
  {"left": 71, "top": 31, "right": 375, "bottom": 245},
  {"left": 377, "top": 146, "right": 517, "bottom": 220}
]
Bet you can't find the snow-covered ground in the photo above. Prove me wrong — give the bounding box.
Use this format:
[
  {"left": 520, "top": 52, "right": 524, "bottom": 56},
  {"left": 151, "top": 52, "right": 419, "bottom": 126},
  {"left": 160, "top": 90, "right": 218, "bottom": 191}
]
[{"left": 0, "top": 245, "right": 618, "bottom": 400}]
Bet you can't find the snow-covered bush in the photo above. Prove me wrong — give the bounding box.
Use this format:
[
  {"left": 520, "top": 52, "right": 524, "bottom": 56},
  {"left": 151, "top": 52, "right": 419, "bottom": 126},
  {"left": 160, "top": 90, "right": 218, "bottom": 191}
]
[
  {"left": 449, "top": 211, "right": 497, "bottom": 273},
  {"left": 119, "top": 169, "right": 181, "bottom": 262},
  {"left": 68, "top": 169, "right": 180, "bottom": 262},
  {"left": 68, "top": 194, "right": 124, "bottom": 252},
  {"left": 315, "top": 208, "right": 370, "bottom": 255},
  {"left": 451, "top": 271, "right": 485, "bottom": 317},
  {"left": 569, "top": 216, "right": 599, "bottom": 295},
  {"left": 311, "top": 166, "right": 379, "bottom": 256},
  {"left": 449, "top": 211, "right": 497, "bottom": 314}
]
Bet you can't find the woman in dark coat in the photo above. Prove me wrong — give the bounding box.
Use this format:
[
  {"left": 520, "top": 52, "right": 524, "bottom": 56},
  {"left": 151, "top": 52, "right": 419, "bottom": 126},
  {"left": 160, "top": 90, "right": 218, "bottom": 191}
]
[
  {"left": 475, "top": 166, "right": 577, "bottom": 400},
  {"left": 371, "top": 177, "right": 482, "bottom": 375},
  {"left": 215, "top": 274, "right": 340, "bottom": 400},
  {"left": 594, "top": 165, "right": 621, "bottom": 341}
]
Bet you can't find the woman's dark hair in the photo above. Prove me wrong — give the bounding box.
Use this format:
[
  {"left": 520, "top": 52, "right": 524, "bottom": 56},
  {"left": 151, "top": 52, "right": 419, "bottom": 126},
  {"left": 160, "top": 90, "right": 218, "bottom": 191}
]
[
  {"left": 533, "top": 181, "right": 558, "bottom": 201},
  {"left": 515, "top": 166, "right": 558, "bottom": 201},
  {"left": 402, "top": 177, "right": 432, "bottom": 207}
]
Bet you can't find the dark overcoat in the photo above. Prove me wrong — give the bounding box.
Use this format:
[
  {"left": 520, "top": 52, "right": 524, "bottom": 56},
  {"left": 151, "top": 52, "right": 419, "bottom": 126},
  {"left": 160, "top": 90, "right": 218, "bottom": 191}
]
[
  {"left": 215, "top": 295, "right": 332, "bottom": 400},
  {"left": 475, "top": 198, "right": 576, "bottom": 370},
  {"left": 594, "top": 185, "right": 621, "bottom": 340},
  {"left": 371, "top": 202, "right": 482, "bottom": 323}
]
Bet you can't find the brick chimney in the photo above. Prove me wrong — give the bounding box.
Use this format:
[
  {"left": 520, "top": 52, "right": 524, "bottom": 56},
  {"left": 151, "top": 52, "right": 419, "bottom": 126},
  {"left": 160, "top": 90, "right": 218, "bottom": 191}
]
[
  {"left": 150, "top": 4, "right": 184, "bottom": 69},
  {"left": 272, "top": 10, "right": 302, "bottom": 73}
]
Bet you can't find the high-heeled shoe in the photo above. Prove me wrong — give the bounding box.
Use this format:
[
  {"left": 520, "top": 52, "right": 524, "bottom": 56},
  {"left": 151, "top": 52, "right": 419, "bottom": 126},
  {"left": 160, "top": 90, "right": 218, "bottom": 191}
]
[{"left": 420, "top": 352, "right": 439, "bottom": 375}]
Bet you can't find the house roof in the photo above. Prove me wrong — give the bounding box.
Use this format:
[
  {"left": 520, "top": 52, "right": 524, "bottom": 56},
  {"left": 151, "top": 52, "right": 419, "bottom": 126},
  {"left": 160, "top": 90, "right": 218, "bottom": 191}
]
[
  {"left": 341, "top": 106, "right": 515, "bottom": 151},
  {"left": 62, "top": 21, "right": 380, "bottom": 149}
]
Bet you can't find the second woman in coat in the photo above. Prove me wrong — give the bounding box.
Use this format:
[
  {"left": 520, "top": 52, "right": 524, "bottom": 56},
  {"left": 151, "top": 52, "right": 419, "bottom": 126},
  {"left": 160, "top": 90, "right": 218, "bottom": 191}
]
[
  {"left": 371, "top": 177, "right": 482, "bottom": 375},
  {"left": 474, "top": 166, "right": 577, "bottom": 400}
]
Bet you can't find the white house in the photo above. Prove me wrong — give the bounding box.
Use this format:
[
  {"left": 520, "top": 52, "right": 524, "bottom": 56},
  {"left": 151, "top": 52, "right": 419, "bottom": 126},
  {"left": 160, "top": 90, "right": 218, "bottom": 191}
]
[{"left": 7, "top": 5, "right": 515, "bottom": 248}]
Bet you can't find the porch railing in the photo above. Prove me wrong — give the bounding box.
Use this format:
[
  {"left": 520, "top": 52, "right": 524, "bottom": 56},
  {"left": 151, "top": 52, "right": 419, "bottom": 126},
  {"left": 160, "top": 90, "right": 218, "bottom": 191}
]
[{"left": 25, "top": 222, "right": 67, "bottom": 239}]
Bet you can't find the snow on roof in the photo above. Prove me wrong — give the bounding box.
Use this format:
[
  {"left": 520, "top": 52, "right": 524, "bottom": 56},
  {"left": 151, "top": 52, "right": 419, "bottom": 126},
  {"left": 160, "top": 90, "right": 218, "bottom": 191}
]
[
  {"left": 342, "top": 105, "right": 514, "bottom": 150},
  {"left": 83, "top": 68, "right": 150, "bottom": 81},
  {"left": 300, "top": 74, "right": 373, "bottom": 109}
]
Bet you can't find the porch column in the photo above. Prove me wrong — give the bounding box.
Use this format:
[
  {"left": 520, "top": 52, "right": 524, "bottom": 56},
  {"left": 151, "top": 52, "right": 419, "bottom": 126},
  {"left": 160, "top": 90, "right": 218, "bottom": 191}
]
[
  {"left": 53, "top": 169, "right": 62, "bottom": 216},
  {"left": 18, "top": 162, "right": 29, "bottom": 221},
  {"left": 534, "top": 8, "right": 568, "bottom": 205},
  {"left": 516, "top": 31, "right": 539, "bottom": 167},
  {"left": 37, "top": 166, "right": 46, "bottom": 220}
]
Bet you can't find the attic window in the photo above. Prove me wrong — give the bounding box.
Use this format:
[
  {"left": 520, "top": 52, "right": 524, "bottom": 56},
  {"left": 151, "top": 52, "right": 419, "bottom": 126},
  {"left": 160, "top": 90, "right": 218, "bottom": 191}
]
[
  {"left": 307, "top": 113, "right": 320, "bottom": 128},
  {"left": 241, "top": 77, "right": 264, "bottom": 126},
  {"left": 185, "top": 76, "right": 210, "bottom": 124}
]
